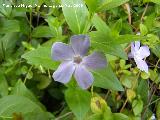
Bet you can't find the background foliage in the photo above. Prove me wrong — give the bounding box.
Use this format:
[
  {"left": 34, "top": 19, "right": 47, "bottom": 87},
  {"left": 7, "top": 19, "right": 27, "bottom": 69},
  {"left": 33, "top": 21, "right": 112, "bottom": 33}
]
[{"left": 0, "top": 0, "right": 160, "bottom": 120}]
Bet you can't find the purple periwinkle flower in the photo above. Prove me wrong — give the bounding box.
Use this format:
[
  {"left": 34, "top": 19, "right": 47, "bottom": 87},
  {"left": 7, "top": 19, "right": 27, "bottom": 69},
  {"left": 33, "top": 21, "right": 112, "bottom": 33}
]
[
  {"left": 128, "top": 41, "right": 150, "bottom": 73},
  {"left": 51, "top": 35, "right": 107, "bottom": 89}
]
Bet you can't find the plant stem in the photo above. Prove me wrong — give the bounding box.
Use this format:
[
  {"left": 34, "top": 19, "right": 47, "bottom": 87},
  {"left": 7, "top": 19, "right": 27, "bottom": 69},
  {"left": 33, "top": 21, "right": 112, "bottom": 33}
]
[
  {"left": 24, "top": 65, "right": 33, "bottom": 84},
  {"left": 55, "top": 112, "right": 72, "bottom": 120}
]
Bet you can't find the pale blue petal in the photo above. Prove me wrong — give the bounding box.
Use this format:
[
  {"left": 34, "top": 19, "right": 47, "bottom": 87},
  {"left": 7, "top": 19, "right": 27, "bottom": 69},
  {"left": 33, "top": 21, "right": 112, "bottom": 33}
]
[
  {"left": 74, "top": 65, "right": 93, "bottom": 89},
  {"left": 128, "top": 52, "right": 134, "bottom": 58},
  {"left": 131, "top": 42, "right": 135, "bottom": 55},
  {"left": 134, "top": 41, "right": 140, "bottom": 51},
  {"left": 53, "top": 61, "right": 75, "bottom": 83},
  {"left": 82, "top": 52, "right": 107, "bottom": 70},
  {"left": 51, "top": 42, "right": 74, "bottom": 61},
  {"left": 70, "top": 35, "right": 90, "bottom": 56},
  {"left": 135, "top": 58, "right": 148, "bottom": 73},
  {"left": 139, "top": 46, "right": 150, "bottom": 59}
]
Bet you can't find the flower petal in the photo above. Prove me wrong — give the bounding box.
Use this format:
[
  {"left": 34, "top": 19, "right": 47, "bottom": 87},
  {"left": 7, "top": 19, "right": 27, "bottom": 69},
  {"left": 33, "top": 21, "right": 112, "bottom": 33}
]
[
  {"left": 70, "top": 35, "right": 90, "bottom": 56},
  {"left": 82, "top": 52, "right": 107, "bottom": 70},
  {"left": 138, "top": 46, "right": 150, "bottom": 59},
  {"left": 131, "top": 42, "right": 136, "bottom": 55},
  {"left": 134, "top": 41, "right": 140, "bottom": 51},
  {"left": 51, "top": 42, "right": 74, "bottom": 61},
  {"left": 74, "top": 65, "right": 94, "bottom": 89},
  {"left": 135, "top": 58, "right": 148, "bottom": 73},
  {"left": 128, "top": 52, "right": 134, "bottom": 58},
  {"left": 53, "top": 61, "right": 75, "bottom": 84}
]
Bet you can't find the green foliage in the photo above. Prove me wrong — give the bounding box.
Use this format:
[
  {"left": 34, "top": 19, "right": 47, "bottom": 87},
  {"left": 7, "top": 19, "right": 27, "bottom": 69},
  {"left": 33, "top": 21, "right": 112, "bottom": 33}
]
[
  {"left": 0, "top": 95, "right": 49, "bottom": 120},
  {"left": 0, "top": 0, "right": 159, "bottom": 119},
  {"left": 32, "top": 26, "right": 54, "bottom": 38},
  {"left": 132, "top": 97, "right": 143, "bottom": 116},
  {"left": 22, "top": 46, "right": 59, "bottom": 70},
  {"left": 61, "top": 0, "right": 90, "bottom": 34},
  {"left": 65, "top": 88, "right": 91, "bottom": 120},
  {"left": 93, "top": 65, "right": 124, "bottom": 91}
]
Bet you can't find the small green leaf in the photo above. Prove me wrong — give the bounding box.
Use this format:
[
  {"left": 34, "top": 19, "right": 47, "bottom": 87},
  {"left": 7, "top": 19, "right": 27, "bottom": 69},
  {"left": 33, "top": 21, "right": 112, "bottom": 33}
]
[
  {"left": 45, "top": 16, "right": 62, "bottom": 38},
  {"left": 141, "top": 71, "right": 150, "bottom": 79},
  {"left": 0, "top": 19, "right": 20, "bottom": 33},
  {"left": 61, "top": 0, "right": 89, "bottom": 34},
  {"left": 113, "top": 113, "right": 129, "bottom": 120},
  {"left": 32, "top": 26, "right": 54, "bottom": 38},
  {"left": 111, "top": 19, "right": 122, "bottom": 36},
  {"left": 11, "top": 80, "right": 38, "bottom": 103},
  {"left": 0, "top": 95, "right": 48, "bottom": 119},
  {"left": 120, "top": 75, "right": 132, "bottom": 89},
  {"left": 90, "top": 31, "right": 127, "bottom": 59},
  {"left": 34, "top": 75, "right": 52, "bottom": 89},
  {"left": 93, "top": 65, "right": 124, "bottom": 91},
  {"left": 132, "top": 98, "right": 143, "bottom": 116},
  {"left": 84, "top": 0, "right": 99, "bottom": 13},
  {"left": 92, "top": 14, "right": 110, "bottom": 32},
  {"left": 114, "top": 34, "right": 146, "bottom": 44},
  {"left": 152, "top": 44, "right": 160, "bottom": 58},
  {"left": 156, "top": 101, "right": 160, "bottom": 119},
  {"left": 140, "top": 24, "right": 148, "bottom": 36},
  {"left": 97, "top": 0, "right": 129, "bottom": 11},
  {"left": 0, "top": 73, "right": 8, "bottom": 97},
  {"left": 137, "top": 79, "right": 149, "bottom": 104},
  {"left": 65, "top": 88, "right": 91, "bottom": 120},
  {"left": 144, "top": 0, "right": 160, "bottom": 4},
  {"left": 21, "top": 46, "right": 59, "bottom": 70},
  {"left": 0, "top": 0, "right": 12, "bottom": 17}
]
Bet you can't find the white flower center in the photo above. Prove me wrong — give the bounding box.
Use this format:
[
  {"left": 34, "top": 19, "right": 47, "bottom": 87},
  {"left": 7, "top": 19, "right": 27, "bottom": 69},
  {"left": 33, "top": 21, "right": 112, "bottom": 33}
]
[{"left": 74, "top": 55, "right": 82, "bottom": 64}]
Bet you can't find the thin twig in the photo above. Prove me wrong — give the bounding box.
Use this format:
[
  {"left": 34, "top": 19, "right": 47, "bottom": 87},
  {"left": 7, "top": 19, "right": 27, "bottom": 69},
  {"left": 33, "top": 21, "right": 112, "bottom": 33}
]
[
  {"left": 55, "top": 112, "right": 73, "bottom": 120},
  {"left": 140, "top": 3, "right": 149, "bottom": 22},
  {"left": 24, "top": 65, "right": 33, "bottom": 84},
  {"left": 120, "top": 98, "right": 128, "bottom": 112},
  {"left": 104, "top": 90, "right": 110, "bottom": 100},
  {"left": 120, "top": 72, "right": 141, "bottom": 112},
  {"left": 124, "top": 3, "right": 131, "bottom": 24}
]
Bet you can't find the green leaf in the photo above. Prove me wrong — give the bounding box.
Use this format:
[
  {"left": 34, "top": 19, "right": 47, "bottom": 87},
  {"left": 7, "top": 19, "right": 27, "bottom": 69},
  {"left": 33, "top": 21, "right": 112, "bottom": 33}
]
[
  {"left": 114, "top": 34, "right": 146, "bottom": 44},
  {"left": 156, "top": 101, "right": 160, "bottom": 119},
  {"left": 22, "top": 0, "right": 38, "bottom": 7},
  {"left": 90, "top": 31, "right": 127, "bottom": 59},
  {"left": 111, "top": 19, "right": 122, "bottom": 36},
  {"left": 144, "top": 0, "right": 160, "bottom": 4},
  {"left": 152, "top": 44, "right": 160, "bottom": 58},
  {"left": 0, "top": 33, "right": 19, "bottom": 60},
  {"left": 0, "top": 73, "right": 8, "bottom": 97},
  {"left": 113, "top": 113, "right": 129, "bottom": 120},
  {"left": 32, "top": 26, "right": 54, "bottom": 38},
  {"left": 11, "top": 80, "right": 38, "bottom": 103},
  {"left": 140, "top": 23, "right": 148, "bottom": 36},
  {"left": 93, "top": 65, "right": 124, "bottom": 91},
  {"left": 21, "top": 46, "right": 59, "bottom": 70},
  {"left": 137, "top": 79, "right": 148, "bottom": 104},
  {"left": 91, "top": 15, "right": 127, "bottom": 59},
  {"left": 45, "top": 16, "right": 62, "bottom": 38},
  {"left": 0, "top": 95, "right": 48, "bottom": 120},
  {"left": 0, "top": 19, "right": 20, "bottom": 33},
  {"left": 0, "top": 0, "right": 12, "bottom": 17},
  {"left": 120, "top": 75, "right": 132, "bottom": 89},
  {"left": 92, "top": 14, "right": 110, "bottom": 32},
  {"left": 34, "top": 74, "right": 52, "bottom": 89},
  {"left": 84, "top": 0, "right": 99, "bottom": 13},
  {"left": 61, "top": 0, "right": 89, "bottom": 34},
  {"left": 65, "top": 88, "right": 91, "bottom": 120},
  {"left": 132, "top": 98, "right": 143, "bottom": 116},
  {"left": 97, "top": 0, "right": 129, "bottom": 11}
]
